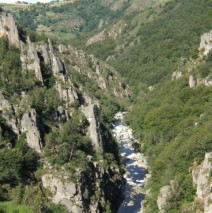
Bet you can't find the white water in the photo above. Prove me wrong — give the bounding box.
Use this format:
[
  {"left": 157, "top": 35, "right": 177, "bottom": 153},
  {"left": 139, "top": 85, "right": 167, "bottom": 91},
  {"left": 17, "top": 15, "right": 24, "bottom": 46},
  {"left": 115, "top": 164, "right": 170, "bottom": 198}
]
[{"left": 113, "top": 112, "right": 149, "bottom": 213}]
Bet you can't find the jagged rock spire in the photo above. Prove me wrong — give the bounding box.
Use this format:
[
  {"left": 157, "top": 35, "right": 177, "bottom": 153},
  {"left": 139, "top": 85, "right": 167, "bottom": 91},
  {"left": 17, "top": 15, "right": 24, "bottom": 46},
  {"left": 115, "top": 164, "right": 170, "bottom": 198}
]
[{"left": 0, "top": 8, "right": 20, "bottom": 47}]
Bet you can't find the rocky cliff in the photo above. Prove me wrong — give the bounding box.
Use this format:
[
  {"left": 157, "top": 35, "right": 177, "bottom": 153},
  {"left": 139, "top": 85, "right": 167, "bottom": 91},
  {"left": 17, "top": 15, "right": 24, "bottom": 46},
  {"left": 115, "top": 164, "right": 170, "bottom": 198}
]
[
  {"left": 157, "top": 180, "right": 178, "bottom": 213},
  {"left": 192, "top": 153, "right": 212, "bottom": 213},
  {"left": 42, "top": 160, "right": 122, "bottom": 213},
  {"left": 0, "top": 9, "right": 20, "bottom": 47},
  {"left": 0, "top": 8, "right": 126, "bottom": 212},
  {"left": 82, "top": 104, "right": 103, "bottom": 151}
]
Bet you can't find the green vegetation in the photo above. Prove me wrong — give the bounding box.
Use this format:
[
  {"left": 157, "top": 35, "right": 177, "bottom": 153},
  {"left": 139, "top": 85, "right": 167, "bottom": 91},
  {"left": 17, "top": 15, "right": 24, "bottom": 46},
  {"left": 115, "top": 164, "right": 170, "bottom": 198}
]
[
  {"left": 0, "top": 11, "right": 123, "bottom": 212},
  {"left": 0, "top": 37, "right": 36, "bottom": 100},
  {"left": 126, "top": 72, "right": 212, "bottom": 211},
  {"left": 113, "top": 0, "right": 212, "bottom": 93},
  {"left": 112, "top": 0, "right": 212, "bottom": 211},
  {"left": 44, "top": 112, "right": 93, "bottom": 165},
  {"left": 0, "top": 201, "right": 33, "bottom": 213},
  {"left": 1, "top": 0, "right": 212, "bottom": 212},
  {"left": 7, "top": 0, "right": 129, "bottom": 42}
]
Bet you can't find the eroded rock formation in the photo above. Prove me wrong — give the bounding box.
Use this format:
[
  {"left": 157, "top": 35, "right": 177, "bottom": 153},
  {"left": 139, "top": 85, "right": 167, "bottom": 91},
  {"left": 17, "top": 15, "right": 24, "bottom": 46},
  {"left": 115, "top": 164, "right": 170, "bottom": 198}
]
[
  {"left": 192, "top": 153, "right": 212, "bottom": 213},
  {"left": 21, "top": 109, "right": 42, "bottom": 153},
  {"left": 157, "top": 180, "right": 178, "bottom": 213},
  {"left": 0, "top": 9, "right": 20, "bottom": 47},
  {"left": 42, "top": 160, "right": 122, "bottom": 213},
  {"left": 82, "top": 104, "right": 103, "bottom": 151}
]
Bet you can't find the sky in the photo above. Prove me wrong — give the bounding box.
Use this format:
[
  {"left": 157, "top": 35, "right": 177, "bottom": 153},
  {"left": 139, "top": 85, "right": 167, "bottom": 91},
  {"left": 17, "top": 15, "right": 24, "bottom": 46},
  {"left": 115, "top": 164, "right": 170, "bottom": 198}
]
[{"left": 0, "top": 0, "right": 54, "bottom": 3}]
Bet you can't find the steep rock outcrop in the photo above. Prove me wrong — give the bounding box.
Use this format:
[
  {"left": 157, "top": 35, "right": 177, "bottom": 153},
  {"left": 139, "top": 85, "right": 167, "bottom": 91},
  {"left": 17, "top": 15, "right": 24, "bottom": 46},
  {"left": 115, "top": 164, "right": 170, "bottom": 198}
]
[
  {"left": 42, "top": 171, "right": 81, "bottom": 213},
  {"left": 199, "top": 31, "right": 212, "bottom": 57},
  {"left": 86, "top": 29, "right": 107, "bottom": 46},
  {"left": 0, "top": 92, "right": 18, "bottom": 134},
  {"left": 24, "top": 38, "right": 44, "bottom": 84},
  {"left": 157, "top": 180, "right": 178, "bottom": 213},
  {"left": 21, "top": 109, "right": 42, "bottom": 153},
  {"left": 48, "top": 39, "right": 66, "bottom": 76},
  {"left": 82, "top": 104, "right": 103, "bottom": 151},
  {"left": 42, "top": 160, "right": 122, "bottom": 213},
  {"left": 0, "top": 9, "right": 20, "bottom": 47},
  {"left": 56, "top": 81, "right": 79, "bottom": 108},
  {"left": 192, "top": 153, "right": 212, "bottom": 213}
]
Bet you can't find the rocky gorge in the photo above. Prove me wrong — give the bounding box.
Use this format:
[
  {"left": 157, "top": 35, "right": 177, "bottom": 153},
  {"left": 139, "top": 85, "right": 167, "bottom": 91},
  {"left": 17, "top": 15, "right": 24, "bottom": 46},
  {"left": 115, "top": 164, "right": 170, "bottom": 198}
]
[
  {"left": 0, "top": 1, "right": 212, "bottom": 212},
  {"left": 112, "top": 112, "right": 149, "bottom": 213}
]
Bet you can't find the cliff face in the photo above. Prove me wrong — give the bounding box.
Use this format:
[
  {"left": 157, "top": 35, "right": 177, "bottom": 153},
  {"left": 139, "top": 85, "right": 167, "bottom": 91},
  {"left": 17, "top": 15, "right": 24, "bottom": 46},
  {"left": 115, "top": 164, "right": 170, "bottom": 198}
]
[
  {"left": 42, "top": 161, "right": 122, "bottom": 213},
  {"left": 0, "top": 10, "right": 20, "bottom": 47},
  {"left": 192, "top": 153, "right": 212, "bottom": 213},
  {"left": 0, "top": 8, "right": 126, "bottom": 212},
  {"left": 82, "top": 104, "right": 103, "bottom": 151}
]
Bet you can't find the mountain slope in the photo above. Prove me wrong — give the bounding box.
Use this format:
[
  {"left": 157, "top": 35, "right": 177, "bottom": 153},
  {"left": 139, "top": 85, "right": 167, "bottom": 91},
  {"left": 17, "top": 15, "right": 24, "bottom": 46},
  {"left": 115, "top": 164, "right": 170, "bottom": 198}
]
[
  {"left": 80, "top": 0, "right": 212, "bottom": 212},
  {"left": 0, "top": 8, "right": 131, "bottom": 213}
]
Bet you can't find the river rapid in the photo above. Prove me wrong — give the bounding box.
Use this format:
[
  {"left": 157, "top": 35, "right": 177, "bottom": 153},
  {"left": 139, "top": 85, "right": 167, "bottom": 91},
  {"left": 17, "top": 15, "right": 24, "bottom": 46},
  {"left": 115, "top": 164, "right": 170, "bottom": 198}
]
[{"left": 112, "top": 112, "right": 149, "bottom": 213}]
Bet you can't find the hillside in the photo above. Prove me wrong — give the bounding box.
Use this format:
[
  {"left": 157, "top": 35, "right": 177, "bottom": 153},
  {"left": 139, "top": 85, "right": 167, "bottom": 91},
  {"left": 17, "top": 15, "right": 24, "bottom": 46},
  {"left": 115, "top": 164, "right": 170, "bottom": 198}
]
[
  {"left": 0, "top": 0, "right": 170, "bottom": 43},
  {"left": 77, "top": 0, "right": 212, "bottom": 212},
  {"left": 0, "top": 8, "right": 131, "bottom": 213}
]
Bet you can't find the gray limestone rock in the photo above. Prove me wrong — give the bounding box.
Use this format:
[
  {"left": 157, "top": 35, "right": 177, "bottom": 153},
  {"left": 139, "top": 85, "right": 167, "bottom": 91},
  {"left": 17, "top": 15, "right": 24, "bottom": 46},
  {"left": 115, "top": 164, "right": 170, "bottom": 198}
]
[
  {"left": 56, "top": 82, "right": 78, "bottom": 107},
  {"left": 82, "top": 104, "right": 103, "bottom": 151},
  {"left": 38, "top": 43, "right": 51, "bottom": 65},
  {"left": 42, "top": 172, "right": 82, "bottom": 213},
  {"left": 189, "top": 75, "right": 196, "bottom": 88},
  {"left": 26, "top": 38, "right": 44, "bottom": 84},
  {"left": 0, "top": 10, "right": 20, "bottom": 47},
  {"left": 0, "top": 92, "right": 18, "bottom": 134},
  {"left": 21, "top": 109, "right": 42, "bottom": 153},
  {"left": 157, "top": 180, "right": 177, "bottom": 213},
  {"left": 48, "top": 39, "right": 66, "bottom": 76},
  {"left": 192, "top": 153, "right": 212, "bottom": 213},
  {"left": 172, "top": 71, "right": 183, "bottom": 80},
  {"left": 199, "top": 31, "right": 212, "bottom": 57}
]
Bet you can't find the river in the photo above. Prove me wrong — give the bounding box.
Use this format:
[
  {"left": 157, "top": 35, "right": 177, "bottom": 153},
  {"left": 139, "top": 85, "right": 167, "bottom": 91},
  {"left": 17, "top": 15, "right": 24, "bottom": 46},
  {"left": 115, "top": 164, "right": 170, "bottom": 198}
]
[{"left": 112, "top": 112, "right": 149, "bottom": 213}]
